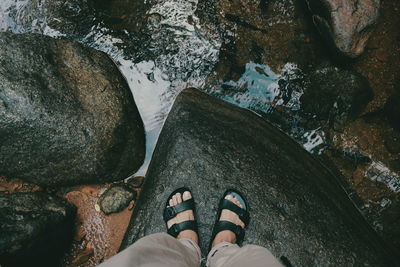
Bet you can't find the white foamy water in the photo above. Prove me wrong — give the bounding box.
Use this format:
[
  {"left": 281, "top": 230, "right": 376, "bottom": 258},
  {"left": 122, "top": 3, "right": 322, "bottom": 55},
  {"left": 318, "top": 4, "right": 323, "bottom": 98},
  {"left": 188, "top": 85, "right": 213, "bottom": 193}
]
[
  {"left": 220, "top": 62, "right": 304, "bottom": 113},
  {"left": 221, "top": 62, "right": 281, "bottom": 113},
  {"left": 365, "top": 161, "right": 400, "bottom": 193},
  {"left": 302, "top": 128, "right": 325, "bottom": 154},
  {"left": 0, "top": 0, "right": 221, "bottom": 175},
  {"left": 217, "top": 61, "right": 327, "bottom": 152}
]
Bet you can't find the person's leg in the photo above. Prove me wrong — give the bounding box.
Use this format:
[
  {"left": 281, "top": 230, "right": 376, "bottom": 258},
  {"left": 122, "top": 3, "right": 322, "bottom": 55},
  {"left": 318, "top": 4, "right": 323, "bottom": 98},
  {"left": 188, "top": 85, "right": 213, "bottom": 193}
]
[
  {"left": 207, "top": 242, "right": 283, "bottom": 267},
  {"left": 207, "top": 193, "right": 283, "bottom": 267},
  {"left": 98, "top": 232, "right": 201, "bottom": 267},
  {"left": 98, "top": 190, "right": 201, "bottom": 267}
]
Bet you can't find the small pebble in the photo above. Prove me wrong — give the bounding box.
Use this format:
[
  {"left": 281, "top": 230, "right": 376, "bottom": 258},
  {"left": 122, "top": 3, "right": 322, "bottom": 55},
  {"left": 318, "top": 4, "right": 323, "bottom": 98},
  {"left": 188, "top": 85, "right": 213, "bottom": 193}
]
[
  {"left": 98, "top": 184, "right": 137, "bottom": 215},
  {"left": 94, "top": 204, "right": 101, "bottom": 212}
]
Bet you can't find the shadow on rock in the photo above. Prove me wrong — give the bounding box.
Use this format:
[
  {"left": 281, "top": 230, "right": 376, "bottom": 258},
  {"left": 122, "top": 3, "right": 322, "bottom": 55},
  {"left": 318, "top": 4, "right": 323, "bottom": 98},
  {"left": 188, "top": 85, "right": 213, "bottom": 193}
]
[{"left": 0, "top": 192, "right": 76, "bottom": 267}]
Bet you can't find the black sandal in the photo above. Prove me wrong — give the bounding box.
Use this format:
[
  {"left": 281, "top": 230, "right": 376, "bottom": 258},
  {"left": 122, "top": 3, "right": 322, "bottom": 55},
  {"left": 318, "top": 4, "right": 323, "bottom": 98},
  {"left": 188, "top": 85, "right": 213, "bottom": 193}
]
[
  {"left": 163, "top": 187, "right": 199, "bottom": 238},
  {"left": 209, "top": 189, "right": 250, "bottom": 249}
]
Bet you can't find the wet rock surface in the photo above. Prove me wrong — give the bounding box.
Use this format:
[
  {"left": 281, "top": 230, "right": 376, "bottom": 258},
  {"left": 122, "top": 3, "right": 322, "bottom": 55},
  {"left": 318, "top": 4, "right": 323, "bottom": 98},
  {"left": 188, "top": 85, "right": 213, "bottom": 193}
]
[
  {"left": 300, "top": 64, "right": 373, "bottom": 121},
  {"left": 384, "top": 93, "right": 400, "bottom": 131},
  {"left": 93, "top": 0, "right": 149, "bottom": 32},
  {"left": 63, "top": 184, "right": 136, "bottom": 266},
  {"left": 385, "top": 132, "right": 400, "bottom": 154},
  {"left": 121, "top": 89, "right": 395, "bottom": 266},
  {"left": 305, "top": 0, "right": 380, "bottom": 58},
  {"left": 99, "top": 184, "right": 136, "bottom": 215},
  {"left": 0, "top": 32, "right": 145, "bottom": 187},
  {"left": 0, "top": 192, "right": 76, "bottom": 267}
]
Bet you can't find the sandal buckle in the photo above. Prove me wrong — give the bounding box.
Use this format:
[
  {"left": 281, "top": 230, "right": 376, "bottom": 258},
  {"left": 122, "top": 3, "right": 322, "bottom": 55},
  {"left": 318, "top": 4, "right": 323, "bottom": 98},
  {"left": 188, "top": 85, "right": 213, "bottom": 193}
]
[
  {"left": 167, "top": 207, "right": 176, "bottom": 218},
  {"left": 169, "top": 223, "right": 180, "bottom": 237}
]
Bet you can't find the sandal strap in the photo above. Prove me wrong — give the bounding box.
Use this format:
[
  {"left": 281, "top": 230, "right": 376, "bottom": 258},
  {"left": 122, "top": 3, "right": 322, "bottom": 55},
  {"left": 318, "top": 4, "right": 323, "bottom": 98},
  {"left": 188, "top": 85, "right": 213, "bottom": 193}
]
[
  {"left": 220, "top": 199, "right": 250, "bottom": 225},
  {"left": 214, "top": 221, "right": 245, "bottom": 242},
  {"left": 163, "top": 198, "right": 195, "bottom": 221},
  {"left": 167, "top": 220, "right": 198, "bottom": 237}
]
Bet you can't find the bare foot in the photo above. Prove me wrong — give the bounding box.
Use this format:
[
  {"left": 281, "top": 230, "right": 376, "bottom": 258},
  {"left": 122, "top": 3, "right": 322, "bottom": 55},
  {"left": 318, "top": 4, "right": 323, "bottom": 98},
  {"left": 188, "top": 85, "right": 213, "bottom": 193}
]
[
  {"left": 167, "top": 191, "right": 199, "bottom": 244},
  {"left": 211, "top": 194, "right": 245, "bottom": 247}
]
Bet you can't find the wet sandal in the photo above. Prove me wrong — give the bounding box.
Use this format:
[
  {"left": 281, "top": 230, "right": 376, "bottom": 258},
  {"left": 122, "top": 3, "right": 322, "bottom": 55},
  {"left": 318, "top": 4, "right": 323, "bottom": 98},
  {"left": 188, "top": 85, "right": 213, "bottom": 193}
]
[
  {"left": 163, "top": 187, "right": 198, "bottom": 238},
  {"left": 209, "top": 189, "right": 250, "bottom": 249}
]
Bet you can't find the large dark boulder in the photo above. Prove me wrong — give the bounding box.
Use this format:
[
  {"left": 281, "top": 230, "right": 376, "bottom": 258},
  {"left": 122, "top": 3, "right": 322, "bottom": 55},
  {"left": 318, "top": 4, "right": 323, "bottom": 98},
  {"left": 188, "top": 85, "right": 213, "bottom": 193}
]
[
  {"left": 121, "top": 89, "right": 396, "bottom": 266},
  {"left": 0, "top": 192, "right": 76, "bottom": 267},
  {"left": 0, "top": 32, "right": 145, "bottom": 187},
  {"left": 305, "top": 0, "right": 380, "bottom": 58}
]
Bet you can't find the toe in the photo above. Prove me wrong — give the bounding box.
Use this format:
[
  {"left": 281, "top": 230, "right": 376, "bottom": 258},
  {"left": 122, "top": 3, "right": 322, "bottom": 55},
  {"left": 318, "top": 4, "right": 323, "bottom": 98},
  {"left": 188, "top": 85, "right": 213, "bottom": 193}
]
[
  {"left": 172, "top": 194, "right": 178, "bottom": 206},
  {"left": 176, "top": 192, "right": 182, "bottom": 204},
  {"left": 232, "top": 197, "right": 240, "bottom": 206},
  {"left": 182, "top": 191, "right": 192, "bottom": 201},
  {"left": 225, "top": 194, "right": 233, "bottom": 200},
  {"left": 237, "top": 199, "right": 243, "bottom": 208},
  {"left": 169, "top": 198, "right": 174, "bottom": 207},
  {"left": 234, "top": 198, "right": 242, "bottom": 208}
]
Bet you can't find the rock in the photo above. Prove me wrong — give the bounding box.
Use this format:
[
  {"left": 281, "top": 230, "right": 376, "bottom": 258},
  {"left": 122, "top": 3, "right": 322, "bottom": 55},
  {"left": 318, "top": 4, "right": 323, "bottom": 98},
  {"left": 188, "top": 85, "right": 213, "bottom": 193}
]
[
  {"left": 0, "top": 32, "right": 145, "bottom": 187},
  {"left": 300, "top": 64, "right": 373, "bottom": 121},
  {"left": 121, "top": 89, "right": 395, "bottom": 266},
  {"left": 70, "top": 246, "right": 94, "bottom": 267},
  {"left": 14, "top": 0, "right": 149, "bottom": 35},
  {"left": 305, "top": 0, "right": 380, "bottom": 58},
  {"left": 389, "top": 159, "right": 400, "bottom": 173},
  {"left": 384, "top": 93, "right": 400, "bottom": 131},
  {"left": 396, "top": 78, "right": 400, "bottom": 93},
  {"left": 99, "top": 184, "right": 136, "bottom": 215},
  {"left": 204, "top": 0, "right": 325, "bottom": 76},
  {"left": 126, "top": 176, "right": 144, "bottom": 188},
  {"left": 0, "top": 192, "right": 76, "bottom": 267},
  {"left": 92, "top": 0, "right": 149, "bottom": 32},
  {"left": 384, "top": 132, "right": 400, "bottom": 154}
]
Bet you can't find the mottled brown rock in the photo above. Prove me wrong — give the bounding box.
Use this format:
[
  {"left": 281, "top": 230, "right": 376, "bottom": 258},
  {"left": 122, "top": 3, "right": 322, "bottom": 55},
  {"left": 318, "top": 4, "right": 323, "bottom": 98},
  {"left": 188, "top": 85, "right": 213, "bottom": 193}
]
[
  {"left": 384, "top": 93, "right": 400, "bottom": 131},
  {"left": 305, "top": 0, "right": 380, "bottom": 57}
]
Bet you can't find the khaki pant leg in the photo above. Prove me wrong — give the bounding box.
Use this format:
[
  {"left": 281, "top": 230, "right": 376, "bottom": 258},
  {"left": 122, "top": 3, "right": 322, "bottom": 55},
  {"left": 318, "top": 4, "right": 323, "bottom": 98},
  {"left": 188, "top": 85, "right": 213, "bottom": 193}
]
[
  {"left": 207, "top": 242, "right": 283, "bottom": 267},
  {"left": 98, "top": 233, "right": 201, "bottom": 267}
]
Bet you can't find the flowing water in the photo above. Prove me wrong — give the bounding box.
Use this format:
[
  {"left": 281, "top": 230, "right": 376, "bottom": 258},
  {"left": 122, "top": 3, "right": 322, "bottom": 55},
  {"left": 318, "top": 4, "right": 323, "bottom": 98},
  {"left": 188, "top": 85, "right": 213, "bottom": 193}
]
[
  {"left": 0, "top": 0, "right": 325, "bottom": 175},
  {"left": 0, "top": 0, "right": 224, "bottom": 175}
]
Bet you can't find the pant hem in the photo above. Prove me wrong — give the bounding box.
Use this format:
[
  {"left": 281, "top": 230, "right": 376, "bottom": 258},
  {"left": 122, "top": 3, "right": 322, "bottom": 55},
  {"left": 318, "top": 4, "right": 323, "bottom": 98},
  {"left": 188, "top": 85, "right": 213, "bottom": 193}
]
[
  {"left": 206, "top": 242, "right": 237, "bottom": 266},
  {"left": 179, "top": 237, "right": 202, "bottom": 265}
]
